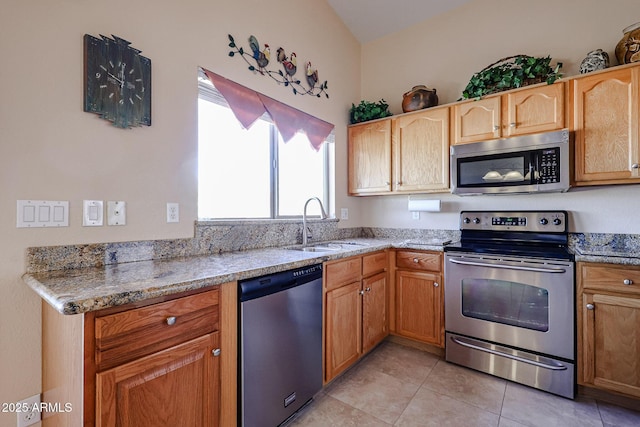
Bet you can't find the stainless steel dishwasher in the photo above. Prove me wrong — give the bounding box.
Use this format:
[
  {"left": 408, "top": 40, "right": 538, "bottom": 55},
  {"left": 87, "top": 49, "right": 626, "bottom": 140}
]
[{"left": 239, "top": 264, "right": 323, "bottom": 427}]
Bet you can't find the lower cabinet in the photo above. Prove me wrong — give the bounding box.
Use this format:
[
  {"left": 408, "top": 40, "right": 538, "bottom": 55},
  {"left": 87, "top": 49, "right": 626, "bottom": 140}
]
[
  {"left": 577, "top": 262, "right": 640, "bottom": 399},
  {"left": 393, "top": 250, "right": 444, "bottom": 347},
  {"left": 96, "top": 332, "right": 220, "bottom": 427},
  {"left": 324, "top": 251, "right": 388, "bottom": 382},
  {"left": 42, "top": 284, "right": 237, "bottom": 427}
]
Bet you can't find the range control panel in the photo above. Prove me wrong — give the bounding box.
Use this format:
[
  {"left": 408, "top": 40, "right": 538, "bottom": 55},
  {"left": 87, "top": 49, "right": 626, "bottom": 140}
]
[{"left": 460, "top": 211, "right": 567, "bottom": 232}]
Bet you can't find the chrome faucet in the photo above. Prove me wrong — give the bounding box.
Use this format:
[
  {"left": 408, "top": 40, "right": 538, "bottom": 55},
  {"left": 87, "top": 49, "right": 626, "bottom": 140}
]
[{"left": 302, "top": 197, "right": 328, "bottom": 246}]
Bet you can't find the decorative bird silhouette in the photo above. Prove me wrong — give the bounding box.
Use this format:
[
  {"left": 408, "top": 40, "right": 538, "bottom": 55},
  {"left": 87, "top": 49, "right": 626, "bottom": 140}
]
[
  {"left": 305, "top": 61, "right": 318, "bottom": 89},
  {"left": 276, "top": 47, "right": 286, "bottom": 63},
  {"left": 248, "top": 35, "right": 270, "bottom": 71}
]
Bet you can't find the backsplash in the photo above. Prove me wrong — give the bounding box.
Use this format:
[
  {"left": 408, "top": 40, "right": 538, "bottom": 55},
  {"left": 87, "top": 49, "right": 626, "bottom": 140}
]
[{"left": 24, "top": 218, "right": 638, "bottom": 273}]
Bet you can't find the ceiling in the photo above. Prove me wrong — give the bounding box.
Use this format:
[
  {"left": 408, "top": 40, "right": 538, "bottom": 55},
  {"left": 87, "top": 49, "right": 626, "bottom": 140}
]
[{"left": 326, "top": 0, "right": 473, "bottom": 44}]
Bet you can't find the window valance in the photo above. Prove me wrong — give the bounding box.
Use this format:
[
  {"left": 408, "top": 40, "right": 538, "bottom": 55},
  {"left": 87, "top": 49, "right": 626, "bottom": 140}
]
[{"left": 202, "top": 69, "right": 334, "bottom": 150}]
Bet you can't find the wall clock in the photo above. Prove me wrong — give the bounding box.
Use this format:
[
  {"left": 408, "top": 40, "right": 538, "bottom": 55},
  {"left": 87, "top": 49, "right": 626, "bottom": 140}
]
[{"left": 83, "top": 34, "right": 151, "bottom": 128}]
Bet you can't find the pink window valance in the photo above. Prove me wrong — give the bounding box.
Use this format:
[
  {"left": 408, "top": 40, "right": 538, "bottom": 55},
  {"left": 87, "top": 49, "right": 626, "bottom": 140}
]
[{"left": 202, "top": 69, "right": 334, "bottom": 150}]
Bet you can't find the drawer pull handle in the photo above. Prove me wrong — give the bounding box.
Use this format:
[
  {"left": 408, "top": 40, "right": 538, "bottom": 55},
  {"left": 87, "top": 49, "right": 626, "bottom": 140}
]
[
  {"left": 212, "top": 348, "right": 221, "bottom": 357},
  {"left": 166, "top": 316, "right": 177, "bottom": 326},
  {"left": 632, "top": 163, "right": 640, "bottom": 169},
  {"left": 623, "top": 279, "right": 633, "bottom": 285},
  {"left": 434, "top": 282, "right": 439, "bottom": 287},
  {"left": 365, "top": 287, "right": 371, "bottom": 292},
  {"left": 586, "top": 304, "right": 595, "bottom": 310},
  {"left": 413, "top": 258, "right": 419, "bottom": 263}
]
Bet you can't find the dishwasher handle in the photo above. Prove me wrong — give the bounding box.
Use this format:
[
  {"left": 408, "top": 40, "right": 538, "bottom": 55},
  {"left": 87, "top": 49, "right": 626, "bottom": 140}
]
[{"left": 239, "top": 264, "right": 323, "bottom": 302}]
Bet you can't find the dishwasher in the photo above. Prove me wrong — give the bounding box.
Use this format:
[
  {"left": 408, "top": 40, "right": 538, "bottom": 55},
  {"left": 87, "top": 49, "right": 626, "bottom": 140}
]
[{"left": 239, "top": 263, "right": 323, "bottom": 427}]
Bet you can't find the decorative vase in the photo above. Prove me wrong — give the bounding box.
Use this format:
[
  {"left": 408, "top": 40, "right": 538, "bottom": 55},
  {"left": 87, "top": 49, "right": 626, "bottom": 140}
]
[
  {"left": 615, "top": 22, "right": 640, "bottom": 65},
  {"left": 402, "top": 85, "right": 438, "bottom": 113},
  {"left": 579, "top": 49, "right": 610, "bottom": 74}
]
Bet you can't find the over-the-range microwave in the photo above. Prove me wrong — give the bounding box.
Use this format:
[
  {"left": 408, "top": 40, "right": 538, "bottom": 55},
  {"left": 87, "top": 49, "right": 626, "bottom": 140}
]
[{"left": 450, "top": 128, "right": 572, "bottom": 195}]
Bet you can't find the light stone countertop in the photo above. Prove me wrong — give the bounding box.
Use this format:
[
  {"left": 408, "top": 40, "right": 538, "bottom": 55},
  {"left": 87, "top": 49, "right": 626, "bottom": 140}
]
[
  {"left": 23, "top": 238, "right": 451, "bottom": 315},
  {"left": 22, "top": 232, "right": 640, "bottom": 316}
]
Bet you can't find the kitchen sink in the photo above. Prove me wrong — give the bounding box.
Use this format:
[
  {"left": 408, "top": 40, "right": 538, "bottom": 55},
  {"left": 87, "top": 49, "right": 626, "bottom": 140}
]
[{"left": 288, "top": 244, "right": 343, "bottom": 252}]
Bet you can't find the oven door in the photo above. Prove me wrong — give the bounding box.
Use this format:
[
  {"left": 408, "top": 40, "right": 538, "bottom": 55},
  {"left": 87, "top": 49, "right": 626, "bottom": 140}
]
[{"left": 444, "top": 252, "right": 574, "bottom": 360}]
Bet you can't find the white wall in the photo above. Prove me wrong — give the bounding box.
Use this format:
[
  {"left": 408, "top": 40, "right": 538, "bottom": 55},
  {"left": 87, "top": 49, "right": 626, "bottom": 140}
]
[
  {"left": 358, "top": 0, "right": 640, "bottom": 233},
  {"left": 0, "top": 1, "right": 359, "bottom": 425}
]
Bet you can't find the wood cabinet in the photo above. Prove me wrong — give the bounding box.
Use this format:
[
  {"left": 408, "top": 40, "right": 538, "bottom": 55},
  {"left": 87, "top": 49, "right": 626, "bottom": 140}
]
[
  {"left": 392, "top": 106, "right": 450, "bottom": 193},
  {"left": 393, "top": 250, "right": 444, "bottom": 347},
  {"left": 570, "top": 65, "right": 640, "bottom": 185},
  {"left": 324, "top": 251, "right": 388, "bottom": 382},
  {"left": 348, "top": 106, "right": 450, "bottom": 195},
  {"left": 348, "top": 118, "right": 392, "bottom": 195},
  {"left": 577, "top": 262, "right": 640, "bottom": 399},
  {"left": 452, "top": 82, "right": 565, "bottom": 145},
  {"left": 42, "top": 284, "right": 237, "bottom": 427}
]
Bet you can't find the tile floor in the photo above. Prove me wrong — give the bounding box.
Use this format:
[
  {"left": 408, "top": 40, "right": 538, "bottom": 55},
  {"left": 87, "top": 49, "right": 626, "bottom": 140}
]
[{"left": 287, "top": 341, "right": 640, "bottom": 427}]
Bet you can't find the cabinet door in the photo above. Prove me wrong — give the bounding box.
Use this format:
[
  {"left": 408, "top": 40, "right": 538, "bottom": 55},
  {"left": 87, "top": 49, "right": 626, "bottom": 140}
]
[
  {"left": 348, "top": 119, "right": 392, "bottom": 195},
  {"left": 571, "top": 67, "right": 640, "bottom": 184},
  {"left": 362, "top": 272, "right": 387, "bottom": 353},
  {"left": 579, "top": 292, "right": 640, "bottom": 398},
  {"left": 393, "top": 107, "right": 450, "bottom": 192},
  {"left": 325, "top": 282, "right": 362, "bottom": 381},
  {"left": 96, "top": 332, "right": 220, "bottom": 427},
  {"left": 504, "top": 83, "right": 565, "bottom": 137},
  {"left": 452, "top": 96, "right": 501, "bottom": 144},
  {"left": 395, "top": 270, "right": 443, "bottom": 346}
]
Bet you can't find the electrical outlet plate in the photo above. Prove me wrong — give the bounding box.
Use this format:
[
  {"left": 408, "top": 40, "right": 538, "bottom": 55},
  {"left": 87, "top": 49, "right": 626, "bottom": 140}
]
[
  {"left": 412, "top": 211, "right": 420, "bottom": 220},
  {"left": 17, "top": 393, "right": 41, "bottom": 427},
  {"left": 167, "top": 203, "right": 179, "bottom": 223},
  {"left": 107, "top": 201, "right": 126, "bottom": 226},
  {"left": 340, "top": 208, "right": 349, "bottom": 220}
]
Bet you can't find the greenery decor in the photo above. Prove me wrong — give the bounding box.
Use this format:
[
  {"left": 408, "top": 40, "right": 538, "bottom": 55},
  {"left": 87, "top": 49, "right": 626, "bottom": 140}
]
[
  {"left": 349, "top": 99, "right": 392, "bottom": 124},
  {"left": 461, "top": 55, "right": 563, "bottom": 100}
]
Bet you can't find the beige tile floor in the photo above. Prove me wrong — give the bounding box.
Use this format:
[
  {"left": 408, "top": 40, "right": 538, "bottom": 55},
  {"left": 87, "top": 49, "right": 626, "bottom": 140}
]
[{"left": 287, "top": 341, "right": 640, "bottom": 427}]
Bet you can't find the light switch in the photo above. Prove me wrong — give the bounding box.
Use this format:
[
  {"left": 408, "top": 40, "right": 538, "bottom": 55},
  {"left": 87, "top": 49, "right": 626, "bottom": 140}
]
[
  {"left": 17, "top": 200, "right": 69, "bottom": 228},
  {"left": 83, "top": 200, "right": 103, "bottom": 226},
  {"left": 107, "top": 201, "right": 126, "bottom": 226}
]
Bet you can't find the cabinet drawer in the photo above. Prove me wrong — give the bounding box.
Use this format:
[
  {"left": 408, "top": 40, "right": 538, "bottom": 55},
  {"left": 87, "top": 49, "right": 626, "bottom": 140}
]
[
  {"left": 396, "top": 250, "right": 442, "bottom": 272},
  {"left": 95, "top": 288, "right": 219, "bottom": 370},
  {"left": 580, "top": 263, "right": 640, "bottom": 295},
  {"left": 363, "top": 251, "right": 387, "bottom": 276},
  {"left": 325, "top": 257, "right": 362, "bottom": 291}
]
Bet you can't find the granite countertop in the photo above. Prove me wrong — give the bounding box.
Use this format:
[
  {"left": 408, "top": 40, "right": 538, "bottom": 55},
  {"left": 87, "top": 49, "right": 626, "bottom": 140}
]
[{"left": 23, "top": 238, "right": 452, "bottom": 315}]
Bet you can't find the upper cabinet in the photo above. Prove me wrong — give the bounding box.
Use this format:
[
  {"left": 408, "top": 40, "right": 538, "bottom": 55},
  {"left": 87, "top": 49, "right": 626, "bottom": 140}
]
[
  {"left": 348, "top": 105, "right": 450, "bottom": 196},
  {"left": 570, "top": 65, "right": 640, "bottom": 185},
  {"left": 348, "top": 119, "right": 392, "bottom": 195},
  {"left": 452, "top": 82, "right": 565, "bottom": 145}
]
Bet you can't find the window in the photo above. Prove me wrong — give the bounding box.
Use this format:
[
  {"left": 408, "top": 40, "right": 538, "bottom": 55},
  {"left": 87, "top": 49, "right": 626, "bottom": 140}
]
[{"left": 198, "top": 80, "right": 333, "bottom": 219}]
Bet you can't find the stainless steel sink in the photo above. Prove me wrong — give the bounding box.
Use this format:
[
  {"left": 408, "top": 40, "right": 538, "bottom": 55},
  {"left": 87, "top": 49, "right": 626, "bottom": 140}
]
[{"left": 288, "top": 244, "right": 342, "bottom": 252}]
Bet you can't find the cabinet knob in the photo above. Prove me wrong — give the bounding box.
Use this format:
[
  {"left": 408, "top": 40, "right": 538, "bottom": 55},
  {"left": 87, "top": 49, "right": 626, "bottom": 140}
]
[
  {"left": 413, "top": 258, "right": 419, "bottom": 263},
  {"left": 623, "top": 279, "right": 633, "bottom": 285},
  {"left": 434, "top": 282, "right": 439, "bottom": 287},
  {"left": 632, "top": 164, "right": 640, "bottom": 169},
  {"left": 586, "top": 303, "right": 595, "bottom": 310},
  {"left": 165, "top": 316, "right": 177, "bottom": 326},
  {"left": 365, "top": 287, "right": 371, "bottom": 292},
  {"left": 510, "top": 122, "right": 516, "bottom": 128},
  {"left": 493, "top": 125, "right": 499, "bottom": 131},
  {"left": 212, "top": 348, "right": 221, "bottom": 357},
  {"left": 359, "top": 290, "right": 365, "bottom": 295}
]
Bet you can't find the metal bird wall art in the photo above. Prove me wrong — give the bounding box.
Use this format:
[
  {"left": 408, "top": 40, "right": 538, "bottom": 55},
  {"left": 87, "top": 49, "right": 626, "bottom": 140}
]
[{"left": 227, "top": 34, "right": 329, "bottom": 98}]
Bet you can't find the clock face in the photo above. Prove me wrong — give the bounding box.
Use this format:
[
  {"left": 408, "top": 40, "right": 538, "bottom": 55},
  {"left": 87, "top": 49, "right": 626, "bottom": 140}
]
[{"left": 84, "top": 34, "right": 151, "bottom": 128}]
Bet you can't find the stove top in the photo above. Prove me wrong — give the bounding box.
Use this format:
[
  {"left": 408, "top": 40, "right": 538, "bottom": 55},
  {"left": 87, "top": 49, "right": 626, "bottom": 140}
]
[{"left": 445, "top": 210, "right": 573, "bottom": 261}]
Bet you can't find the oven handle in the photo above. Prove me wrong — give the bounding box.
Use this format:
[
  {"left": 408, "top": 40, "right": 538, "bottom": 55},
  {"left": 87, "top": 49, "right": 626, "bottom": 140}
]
[
  {"left": 450, "top": 336, "right": 568, "bottom": 371},
  {"left": 447, "top": 257, "right": 567, "bottom": 274}
]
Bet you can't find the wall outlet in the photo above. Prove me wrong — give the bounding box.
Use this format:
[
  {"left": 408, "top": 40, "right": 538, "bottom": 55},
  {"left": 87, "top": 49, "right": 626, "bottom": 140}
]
[
  {"left": 412, "top": 211, "right": 420, "bottom": 220},
  {"left": 340, "top": 208, "right": 349, "bottom": 220},
  {"left": 167, "top": 203, "right": 179, "bottom": 223},
  {"left": 17, "top": 393, "right": 41, "bottom": 427}
]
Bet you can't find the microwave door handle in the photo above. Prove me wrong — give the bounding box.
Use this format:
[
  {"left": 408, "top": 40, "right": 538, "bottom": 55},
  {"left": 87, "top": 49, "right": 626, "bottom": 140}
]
[{"left": 447, "top": 257, "right": 567, "bottom": 274}]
